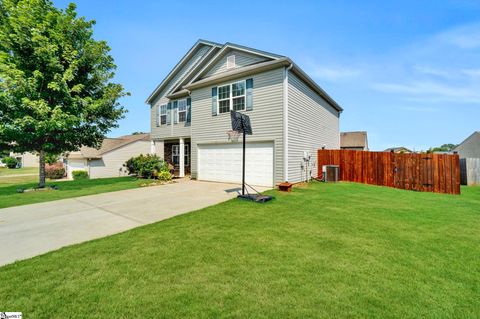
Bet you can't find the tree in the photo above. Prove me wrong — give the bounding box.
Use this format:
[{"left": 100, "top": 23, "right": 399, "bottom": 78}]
[
  {"left": 427, "top": 143, "right": 457, "bottom": 153},
  {"left": 0, "top": 0, "right": 128, "bottom": 187}
]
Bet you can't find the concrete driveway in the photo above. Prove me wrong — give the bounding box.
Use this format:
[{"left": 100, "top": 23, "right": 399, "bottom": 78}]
[{"left": 0, "top": 180, "right": 268, "bottom": 266}]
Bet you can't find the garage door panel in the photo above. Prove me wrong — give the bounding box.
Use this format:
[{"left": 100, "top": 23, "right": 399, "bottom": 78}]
[{"left": 198, "top": 142, "right": 274, "bottom": 187}]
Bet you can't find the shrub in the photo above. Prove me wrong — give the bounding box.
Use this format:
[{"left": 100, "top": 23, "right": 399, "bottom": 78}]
[
  {"left": 2, "top": 156, "right": 18, "bottom": 169},
  {"left": 45, "top": 163, "right": 65, "bottom": 179},
  {"left": 157, "top": 170, "right": 172, "bottom": 182},
  {"left": 45, "top": 153, "right": 60, "bottom": 165},
  {"left": 72, "top": 170, "right": 89, "bottom": 180},
  {"left": 124, "top": 154, "right": 169, "bottom": 179}
]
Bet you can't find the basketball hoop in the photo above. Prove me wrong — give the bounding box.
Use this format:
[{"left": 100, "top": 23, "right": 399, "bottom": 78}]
[{"left": 226, "top": 130, "right": 240, "bottom": 142}]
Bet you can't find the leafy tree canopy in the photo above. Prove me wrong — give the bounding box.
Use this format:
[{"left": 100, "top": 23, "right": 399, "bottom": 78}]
[
  {"left": 427, "top": 143, "right": 457, "bottom": 153},
  {"left": 0, "top": 0, "right": 128, "bottom": 186}
]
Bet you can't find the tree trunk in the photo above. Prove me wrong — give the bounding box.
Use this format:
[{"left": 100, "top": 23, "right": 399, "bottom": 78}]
[{"left": 39, "top": 150, "right": 46, "bottom": 188}]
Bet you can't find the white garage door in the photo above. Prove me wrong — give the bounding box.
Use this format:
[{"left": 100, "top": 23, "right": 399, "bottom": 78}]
[
  {"left": 67, "top": 159, "right": 85, "bottom": 179},
  {"left": 198, "top": 142, "right": 274, "bottom": 187}
]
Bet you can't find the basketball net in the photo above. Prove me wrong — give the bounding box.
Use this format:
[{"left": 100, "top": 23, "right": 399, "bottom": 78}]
[{"left": 226, "top": 130, "right": 240, "bottom": 142}]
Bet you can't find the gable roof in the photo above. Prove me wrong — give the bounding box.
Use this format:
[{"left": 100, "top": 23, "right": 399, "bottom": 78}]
[
  {"left": 453, "top": 131, "right": 480, "bottom": 150},
  {"left": 145, "top": 39, "right": 221, "bottom": 104},
  {"left": 70, "top": 134, "right": 150, "bottom": 159},
  {"left": 146, "top": 39, "right": 343, "bottom": 113},
  {"left": 384, "top": 147, "right": 412, "bottom": 153},
  {"left": 340, "top": 131, "right": 368, "bottom": 148},
  {"left": 188, "top": 42, "right": 284, "bottom": 83}
]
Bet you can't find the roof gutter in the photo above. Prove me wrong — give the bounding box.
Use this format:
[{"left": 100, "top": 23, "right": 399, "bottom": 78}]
[{"left": 184, "top": 58, "right": 291, "bottom": 90}]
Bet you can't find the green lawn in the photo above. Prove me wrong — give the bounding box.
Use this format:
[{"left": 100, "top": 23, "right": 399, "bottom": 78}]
[
  {"left": 0, "top": 166, "right": 38, "bottom": 176},
  {"left": 0, "top": 182, "right": 478, "bottom": 318},
  {"left": 0, "top": 176, "right": 145, "bottom": 208}
]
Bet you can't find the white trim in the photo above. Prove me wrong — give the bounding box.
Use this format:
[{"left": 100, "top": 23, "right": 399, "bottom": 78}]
[
  {"left": 159, "top": 104, "right": 168, "bottom": 125},
  {"left": 179, "top": 138, "right": 185, "bottom": 177},
  {"left": 168, "top": 46, "right": 219, "bottom": 95},
  {"left": 146, "top": 40, "right": 221, "bottom": 104},
  {"left": 177, "top": 99, "right": 187, "bottom": 123},
  {"left": 283, "top": 64, "right": 293, "bottom": 182},
  {"left": 217, "top": 80, "right": 246, "bottom": 115},
  {"left": 226, "top": 55, "right": 236, "bottom": 69},
  {"left": 189, "top": 43, "right": 280, "bottom": 85}
]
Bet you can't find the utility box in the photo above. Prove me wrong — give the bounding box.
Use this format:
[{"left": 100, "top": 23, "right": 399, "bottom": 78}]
[{"left": 323, "top": 165, "right": 339, "bottom": 182}]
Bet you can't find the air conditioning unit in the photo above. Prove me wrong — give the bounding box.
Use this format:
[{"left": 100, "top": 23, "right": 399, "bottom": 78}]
[{"left": 322, "top": 165, "right": 339, "bottom": 182}]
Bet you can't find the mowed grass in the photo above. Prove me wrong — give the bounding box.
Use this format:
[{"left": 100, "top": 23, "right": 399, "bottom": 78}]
[
  {"left": 1, "top": 182, "right": 479, "bottom": 318},
  {"left": 0, "top": 167, "right": 38, "bottom": 176},
  {"left": 0, "top": 176, "right": 145, "bottom": 208}
]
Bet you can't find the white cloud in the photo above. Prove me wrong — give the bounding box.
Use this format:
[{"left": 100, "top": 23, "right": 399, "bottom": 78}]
[
  {"left": 373, "top": 80, "right": 480, "bottom": 104},
  {"left": 434, "top": 23, "right": 480, "bottom": 49}
]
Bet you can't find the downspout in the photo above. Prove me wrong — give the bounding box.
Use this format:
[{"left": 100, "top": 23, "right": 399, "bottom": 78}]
[{"left": 283, "top": 64, "right": 293, "bottom": 182}]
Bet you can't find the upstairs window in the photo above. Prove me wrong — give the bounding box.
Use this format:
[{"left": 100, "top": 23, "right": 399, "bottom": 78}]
[
  {"left": 217, "top": 80, "right": 246, "bottom": 114},
  {"left": 177, "top": 99, "right": 187, "bottom": 122},
  {"left": 160, "top": 104, "right": 167, "bottom": 125},
  {"left": 218, "top": 85, "right": 231, "bottom": 114}
]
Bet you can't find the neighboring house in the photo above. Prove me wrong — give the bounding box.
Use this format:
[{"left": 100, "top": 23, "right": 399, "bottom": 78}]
[
  {"left": 454, "top": 131, "right": 480, "bottom": 186},
  {"left": 147, "top": 40, "right": 343, "bottom": 187},
  {"left": 340, "top": 131, "right": 368, "bottom": 151},
  {"left": 453, "top": 131, "right": 480, "bottom": 158},
  {"left": 384, "top": 147, "right": 412, "bottom": 153},
  {"left": 65, "top": 134, "right": 151, "bottom": 179},
  {"left": 9, "top": 152, "right": 39, "bottom": 167}
]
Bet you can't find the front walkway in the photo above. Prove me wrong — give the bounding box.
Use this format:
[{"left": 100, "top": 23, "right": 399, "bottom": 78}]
[{"left": 0, "top": 180, "right": 268, "bottom": 266}]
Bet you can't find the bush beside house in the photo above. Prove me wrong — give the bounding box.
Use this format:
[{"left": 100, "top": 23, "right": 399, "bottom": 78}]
[
  {"left": 124, "top": 154, "right": 172, "bottom": 181},
  {"left": 2, "top": 156, "right": 18, "bottom": 169},
  {"left": 72, "top": 170, "right": 89, "bottom": 180},
  {"left": 45, "top": 163, "right": 65, "bottom": 179}
]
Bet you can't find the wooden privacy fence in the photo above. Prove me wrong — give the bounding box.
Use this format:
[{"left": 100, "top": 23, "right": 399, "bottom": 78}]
[{"left": 317, "top": 150, "right": 461, "bottom": 194}]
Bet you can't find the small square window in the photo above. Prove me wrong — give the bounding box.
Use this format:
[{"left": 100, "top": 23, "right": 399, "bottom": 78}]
[
  {"left": 219, "top": 100, "right": 230, "bottom": 113},
  {"left": 233, "top": 97, "right": 245, "bottom": 111}
]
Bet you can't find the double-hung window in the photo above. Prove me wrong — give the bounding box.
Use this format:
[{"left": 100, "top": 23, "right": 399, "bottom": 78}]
[
  {"left": 177, "top": 99, "right": 187, "bottom": 123},
  {"left": 171, "top": 144, "right": 189, "bottom": 166},
  {"left": 160, "top": 104, "right": 167, "bottom": 125},
  {"left": 217, "top": 80, "right": 245, "bottom": 114}
]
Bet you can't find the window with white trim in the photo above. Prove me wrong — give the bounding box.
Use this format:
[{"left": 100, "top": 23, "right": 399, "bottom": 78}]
[
  {"left": 177, "top": 99, "right": 187, "bottom": 122},
  {"left": 172, "top": 145, "right": 179, "bottom": 165},
  {"left": 217, "top": 80, "right": 245, "bottom": 114},
  {"left": 184, "top": 144, "right": 189, "bottom": 166},
  {"left": 160, "top": 104, "right": 167, "bottom": 125},
  {"left": 172, "top": 144, "right": 189, "bottom": 166}
]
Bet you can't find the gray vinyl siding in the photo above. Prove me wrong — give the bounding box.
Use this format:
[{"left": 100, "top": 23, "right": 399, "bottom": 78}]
[
  {"left": 204, "top": 50, "right": 268, "bottom": 78},
  {"left": 150, "top": 45, "right": 211, "bottom": 140},
  {"left": 87, "top": 141, "right": 151, "bottom": 179},
  {"left": 454, "top": 132, "right": 480, "bottom": 158},
  {"left": 158, "top": 45, "right": 211, "bottom": 98},
  {"left": 150, "top": 101, "right": 191, "bottom": 140},
  {"left": 287, "top": 73, "right": 340, "bottom": 183},
  {"left": 190, "top": 67, "right": 284, "bottom": 184}
]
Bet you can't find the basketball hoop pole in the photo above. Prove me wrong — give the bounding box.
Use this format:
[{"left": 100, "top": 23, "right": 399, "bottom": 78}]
[{"left": 242, "top": 130, "right": 246, "bottom": 195}]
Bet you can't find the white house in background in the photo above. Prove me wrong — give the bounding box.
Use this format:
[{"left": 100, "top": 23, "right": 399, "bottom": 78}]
[
  {"left": 9, "top": 152, "right": 39, "bottom": 167},
  {"left": 147, "top": 40, "right": 343, "bottom": 187},
  {"left": 65, "top": 134, "right": 151, "bottom": 179}
]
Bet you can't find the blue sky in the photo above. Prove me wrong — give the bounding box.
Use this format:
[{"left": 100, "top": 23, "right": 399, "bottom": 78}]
[{"left": 55, "top": 0, "right": 480, "bottom": 151}]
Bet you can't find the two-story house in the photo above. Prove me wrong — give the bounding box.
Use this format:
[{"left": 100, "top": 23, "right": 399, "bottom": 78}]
[{"left": 146, "top": 40, "right": 342, "bottom": 187}]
